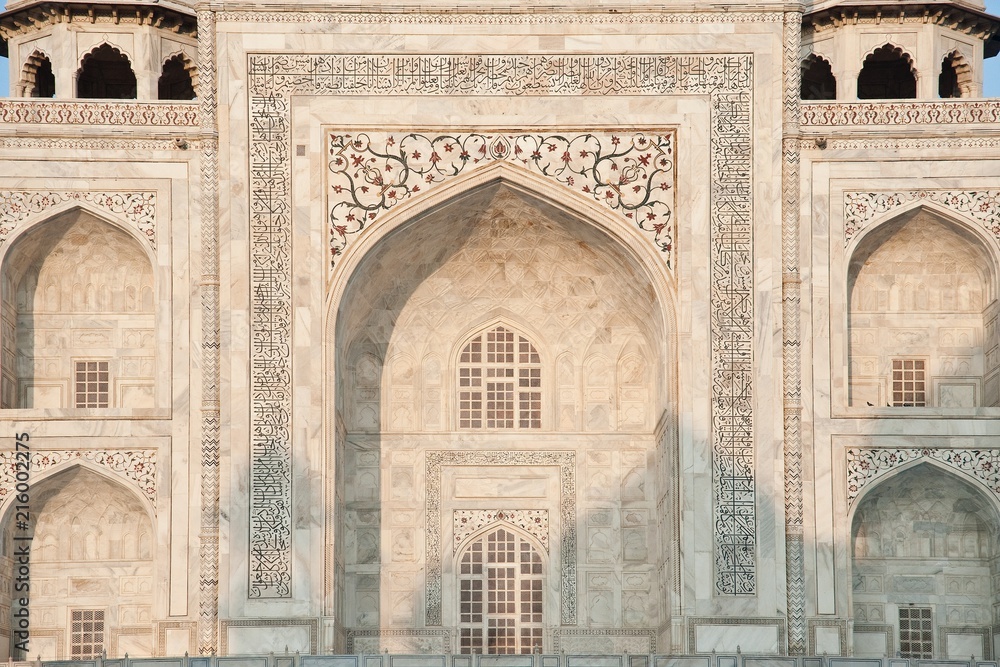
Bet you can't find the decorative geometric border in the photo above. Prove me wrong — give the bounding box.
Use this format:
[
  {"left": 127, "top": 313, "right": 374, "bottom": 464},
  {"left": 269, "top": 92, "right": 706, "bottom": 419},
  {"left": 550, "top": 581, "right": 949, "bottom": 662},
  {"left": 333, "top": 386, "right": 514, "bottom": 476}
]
[
  {"left": 218, "top": 618, "right": 319, "bottom": 655},
  {"left": 327, "top": 131, "right": 675, "bottom": 268},
  {"left": 223, "top": 11, "right": 784, "bottom": 25},
  {"left": 247, "top": 52, "right": 756, "bottom": 599},
  {"left": 846, "top": 447, "right": 1000, "bottom": 506},
  {"left": 0, "top": 191, "right": 156, "bottom": 250},
  {"left": 453, "top": 509, "right": 549, "bottom": 552},
  {"left": 807, "top": 618, "right": 848, "bottom": 656},
  {"left": 940, "top": 626, "right": 992, "bottom": 660},
  {"left": 0, "top": 449, "right": 156, "bottom": 504},
  {"left": 425, "top": 450, "right": 575, "bottom": 626},
  {"left": 344, "top": 628, "right": 451, "bottom": 654},
  {"left": 851, "top": 624, "right": 894, "bottom": 658},
  {"left": 551, "top": 628, "right": 657, "bottom": 654},
  {"left": 687, "top": 616, "right": 787, "bottom": 654},
  {"left": 844, "top": 190, "right": 1000, "bottom": 247},
  {"left": 801, "top": 100, "right": 1000, "bottom": 127},
  {"left": 0, "top": 100, "right": 199, "bottom": 127}
]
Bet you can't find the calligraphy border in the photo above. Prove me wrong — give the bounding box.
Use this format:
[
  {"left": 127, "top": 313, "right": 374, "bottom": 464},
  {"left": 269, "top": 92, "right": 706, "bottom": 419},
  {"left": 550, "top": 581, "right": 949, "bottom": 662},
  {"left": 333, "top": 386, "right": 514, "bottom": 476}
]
[{"left": 246, "top": 52, "right": 756, "bottom": 599}]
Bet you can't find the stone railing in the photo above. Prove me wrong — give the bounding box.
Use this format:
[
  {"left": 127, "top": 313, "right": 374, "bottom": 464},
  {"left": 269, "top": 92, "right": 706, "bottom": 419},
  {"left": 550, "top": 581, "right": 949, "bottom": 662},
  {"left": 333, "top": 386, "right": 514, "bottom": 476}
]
[{"left": 17, "top": 655, "right": 999, "bottom": 667}]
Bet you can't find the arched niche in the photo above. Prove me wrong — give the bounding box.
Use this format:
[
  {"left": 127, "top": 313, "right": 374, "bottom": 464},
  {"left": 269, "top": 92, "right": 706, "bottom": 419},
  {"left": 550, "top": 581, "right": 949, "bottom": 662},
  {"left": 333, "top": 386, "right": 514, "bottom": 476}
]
[
  {"left": 1, "top": 466, "right": 154, "bottom": 659},
  {"left": 77, "top": 44, "right": 137, "bottom": 99},
  {"left": 851, "top": 462, "right": 1000, "bottom": 659},
  {"left": 847, "top": 207, "right": 998, "bottom": 408},
  {"left": 801, "top": 53, "right": 837, "bottom": 100},
  {"left": 857, "top": 44, "right": 917, "bottom": 100},
  {"left": 0, "top": 208, "right": 156, "bottom": 409},
  {"left": 328, "top": 178, "right": 675, "bottom": 651}
]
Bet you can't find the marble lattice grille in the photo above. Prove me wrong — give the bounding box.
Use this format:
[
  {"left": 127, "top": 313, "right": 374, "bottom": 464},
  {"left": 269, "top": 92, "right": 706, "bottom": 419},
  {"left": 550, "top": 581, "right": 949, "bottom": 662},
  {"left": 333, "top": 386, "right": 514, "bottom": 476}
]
[{"left": 248, "top": 53, "right": 756, "bottom": 598}]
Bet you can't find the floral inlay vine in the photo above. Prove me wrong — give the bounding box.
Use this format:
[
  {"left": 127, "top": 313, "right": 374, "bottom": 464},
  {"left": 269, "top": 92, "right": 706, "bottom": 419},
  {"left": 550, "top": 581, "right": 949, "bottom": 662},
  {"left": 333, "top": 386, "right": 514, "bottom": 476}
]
[
  {"left": 844, "top": 190, "right": 1000, "bottom": 247},
  {"left": 454, "top": 509, "right": 549, "bottom": 552},
  {"left": 328, "top": 131, "right": 675, "bottom": 268},
  {"left": 0, "top": 449, "right": 156, "bottom": 505},
  {"left": 0, "top": 191, "right": 156, "bottom": 250},
  {"left": 847, "top": 447, "right": 1000, "bottom": 506}
]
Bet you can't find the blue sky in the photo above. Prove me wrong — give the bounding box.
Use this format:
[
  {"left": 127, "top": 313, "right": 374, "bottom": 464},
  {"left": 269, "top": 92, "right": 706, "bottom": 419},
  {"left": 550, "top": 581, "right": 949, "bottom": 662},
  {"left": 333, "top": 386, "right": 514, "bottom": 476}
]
[{"left": 0, "top": 1, "right": 997, "bottom": 96}]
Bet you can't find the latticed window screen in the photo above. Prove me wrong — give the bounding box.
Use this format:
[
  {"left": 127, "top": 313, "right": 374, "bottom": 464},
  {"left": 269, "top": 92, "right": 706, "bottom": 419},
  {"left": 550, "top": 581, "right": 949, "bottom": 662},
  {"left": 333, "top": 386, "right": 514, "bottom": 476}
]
[
  {"left": 891, "top": 359, "right": 926, "bottom": 407},
  {"left": 75, "top": 360, "right": 110, "bottom": 408},
  {"left": 458, "top": 527, "right": 544, "bottom": 654},
  {"left": 458, "top": 326, "right": 541, "bottom": 429},
  {"left": 899, "top": 606, "right": 932, "bottom": 658},
  {"left": 70, "top": 609, "right": 105, "bottom": 659}
]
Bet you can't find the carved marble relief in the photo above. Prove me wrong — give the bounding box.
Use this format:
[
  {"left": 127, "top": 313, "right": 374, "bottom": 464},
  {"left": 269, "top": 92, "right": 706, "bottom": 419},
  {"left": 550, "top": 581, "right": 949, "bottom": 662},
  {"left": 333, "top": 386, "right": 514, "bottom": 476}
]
[
  {"left": 249, "top": 53, "right": 755, "bottom": 599},
  {"left": 0, "top": 191, "right": 156, "bottom": 249},
  {"left": 845, "top": 190, "right": 1000, "bottom": 246},
  {"left": 0, "top": 449, "right": 156, "bottom": 504},
  {"left": 847, "top": 448, "right": 1000, "bottom": 506},
  {"left": 327, "top": 131, "right": 675, "bottom": 268}
]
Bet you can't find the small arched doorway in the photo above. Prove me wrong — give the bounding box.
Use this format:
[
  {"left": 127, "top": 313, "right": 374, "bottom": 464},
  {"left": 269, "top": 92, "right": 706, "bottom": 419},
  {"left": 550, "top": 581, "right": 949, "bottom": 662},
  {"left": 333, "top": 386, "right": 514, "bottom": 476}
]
[{"left": 456, "top": 526, "right": 544, "bottom": 654}]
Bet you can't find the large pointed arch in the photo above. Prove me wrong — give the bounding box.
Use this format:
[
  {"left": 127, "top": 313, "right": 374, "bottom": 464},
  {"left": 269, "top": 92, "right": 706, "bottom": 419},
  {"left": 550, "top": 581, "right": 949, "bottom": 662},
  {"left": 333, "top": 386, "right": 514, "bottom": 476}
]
[{"left": 323, "top": 164, "right": 678, "bottom": 649}]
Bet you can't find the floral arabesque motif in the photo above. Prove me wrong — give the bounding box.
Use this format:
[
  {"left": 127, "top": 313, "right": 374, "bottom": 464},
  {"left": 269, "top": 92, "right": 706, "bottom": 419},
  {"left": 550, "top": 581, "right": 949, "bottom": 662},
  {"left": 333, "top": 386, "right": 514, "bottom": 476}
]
[
  {"left": 0, "top": 449, "right": 156, "bottom": 505},
  {"left": 844, "top": 190, "right": 1000, "bottom": 246},
  {"left": 0, "top": 191, "right": 157, "bottom": 250},
  {"left": 847, "top": 447, "right": 1000, "bottom": 506},
  {"left": 454, "top": 509, "right": 549, "bottom": 552},
  {"left": 328, "top": 132, "right": 674, "bottom": 267}
]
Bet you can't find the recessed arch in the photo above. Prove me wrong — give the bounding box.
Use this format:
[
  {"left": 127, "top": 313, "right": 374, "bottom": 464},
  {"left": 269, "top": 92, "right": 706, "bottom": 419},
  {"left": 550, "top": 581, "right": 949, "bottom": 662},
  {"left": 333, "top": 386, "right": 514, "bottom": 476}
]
[
  {"left": 1, "top": 207, "right": 157, "bottom": 409},
  {"left": 3, "top": 465, "right": 155, "bottom": 659},
  {"left": 77, "top": 43, "right": 137, "bottom": 99},
  {"left": 0, "top": 459, "right": 155, "bottom": 531},
  {"left": 325, "top": 165, "right": 677, "bottom": 649},
  {"left": 850, "top": 462, "right": 1000, "bottom": 659},
  {"left": 847, "top": 205, "right": 999, "bottom": 408},
  {"left": 857, "top": 43, "right": 917, "bottom": 100}
]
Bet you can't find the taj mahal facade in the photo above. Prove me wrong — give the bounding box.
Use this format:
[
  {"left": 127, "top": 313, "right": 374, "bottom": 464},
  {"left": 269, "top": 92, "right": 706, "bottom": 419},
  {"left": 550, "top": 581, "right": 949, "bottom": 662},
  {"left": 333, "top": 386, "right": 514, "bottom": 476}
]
[{"left": 0, "top": 0, "right": 997, "bottom": 663}]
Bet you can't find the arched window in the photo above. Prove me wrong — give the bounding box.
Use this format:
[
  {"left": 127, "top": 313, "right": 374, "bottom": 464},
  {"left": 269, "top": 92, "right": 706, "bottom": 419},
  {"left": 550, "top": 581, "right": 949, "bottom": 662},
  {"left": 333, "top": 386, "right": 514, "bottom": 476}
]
[
  {"left": 458, "top": 527, "right": 543, "bottom": 654},
  {"left": 158, "top": 53, "right": 196, "bottom": 100},
  {"left": 77, "top": 44, "right": 137, "bottom": 99},
  {"left": 458, "top": 325, "right": 540, "bottom": 429},
  {"left": 801, "top": 53, "right": 836, "bottom": 100},
  {"left": 21, "top": 51, "right": 55, "bottom": 98},
  {"left": 857, "top": 44, "right": 917, "bottom": 99},
  {"left": 939, "top": 51, "right": 972, "bottom": 98}
]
